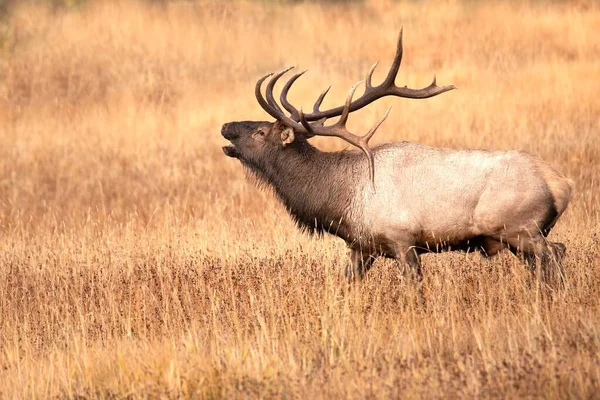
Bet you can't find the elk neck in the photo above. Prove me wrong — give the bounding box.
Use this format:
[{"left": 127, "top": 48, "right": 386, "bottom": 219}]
[{"left": 259, "top": 139, "right": 365, "bottom": 239}]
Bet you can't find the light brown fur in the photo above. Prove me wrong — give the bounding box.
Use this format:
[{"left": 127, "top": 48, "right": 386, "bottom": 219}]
[{"left": 222, "top": 123, "right": 573, "bottom": 283}]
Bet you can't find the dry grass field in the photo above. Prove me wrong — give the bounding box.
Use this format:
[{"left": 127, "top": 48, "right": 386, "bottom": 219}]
[{"left": 0, "top": 0, "right": 599, "bottom": 398}]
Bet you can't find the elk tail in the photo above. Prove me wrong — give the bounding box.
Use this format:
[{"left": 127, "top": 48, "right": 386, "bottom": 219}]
[{"left": 534, "top": 158, "right": 574, "bottom": 235}]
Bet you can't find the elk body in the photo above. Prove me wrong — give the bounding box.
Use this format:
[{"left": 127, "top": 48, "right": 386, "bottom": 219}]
[{"left": 221, "top": 31, "right": 573, "bottom": 281}]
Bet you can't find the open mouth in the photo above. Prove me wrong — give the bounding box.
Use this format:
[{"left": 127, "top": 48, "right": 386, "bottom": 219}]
[{"left": 222, "top": 145, "right": 239, "bottom": 158}]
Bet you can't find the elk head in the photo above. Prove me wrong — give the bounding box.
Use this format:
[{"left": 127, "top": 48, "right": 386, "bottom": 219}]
[
  {"left": 222, "top": 121, "right": 296, "bottom": 165},
  {"left": 222, "top": 29, "right": 455, "bottom": 187}
]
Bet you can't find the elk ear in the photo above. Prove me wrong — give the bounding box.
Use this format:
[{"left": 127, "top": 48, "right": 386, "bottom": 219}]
[{"left": 280, "top": 128, "right": 295, "bottom": 147}]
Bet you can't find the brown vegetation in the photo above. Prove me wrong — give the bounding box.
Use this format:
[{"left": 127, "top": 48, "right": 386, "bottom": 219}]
[{"left": 0, "top": 0, "right": 599, "bottom": 398}]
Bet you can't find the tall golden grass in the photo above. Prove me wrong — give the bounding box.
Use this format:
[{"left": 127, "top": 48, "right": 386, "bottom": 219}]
[{"left": 0, "top": 0, "right": 599, "bottom": 398}]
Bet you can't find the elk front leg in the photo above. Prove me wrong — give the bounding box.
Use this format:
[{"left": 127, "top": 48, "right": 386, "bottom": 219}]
[
  {"left": 394, "top": 246, "right": 422, "bottom": 282},
  {"left": 345, "top": 248, "right": 376, "bottom": 282}
]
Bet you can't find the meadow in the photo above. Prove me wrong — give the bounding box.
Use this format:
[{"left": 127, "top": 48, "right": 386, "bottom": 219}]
[{"left": 0, "top": 0, "right": 599, "bottom": 398}]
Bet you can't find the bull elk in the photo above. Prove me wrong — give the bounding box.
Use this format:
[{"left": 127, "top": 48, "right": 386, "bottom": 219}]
[{"left": 221, "top": 30, "right": 572, "bottom": 282}]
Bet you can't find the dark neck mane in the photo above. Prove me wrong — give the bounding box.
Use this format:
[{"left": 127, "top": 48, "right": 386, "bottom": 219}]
[{"left": 248, "top": 140, "right": 363, "bottom": 239}]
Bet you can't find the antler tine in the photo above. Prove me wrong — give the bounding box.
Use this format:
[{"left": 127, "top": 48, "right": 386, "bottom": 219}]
[
  {"left": 338, "top": 81, "right": 364, "bottom": 127},
  {"left": 313, "top": 86, "right": 331, "bottom": 114},
  {"left": 255, "top": 72, "right": 281, "bottom": 120},
  {"left": 298, "top": 108, "right": 315, "bottom": 135},
  {"left": 280, "top": 69, "right": 307, "bottom": 121},
  {"left": 357, "top": 143, "right": 376, "bottom": 191},
  {"left": 365, "top": 61, "right": 379, "bottom": 89},
  {"left": 365, "top": 106, "right": 391, "bottom": 143},
  {"left": 265, "top": 67, "right": 294, "bottom": 115},
  {"left": 390, "top": 76, "right": 456, "bottom": 99},
  {"left": 346, "top": 106, "right": 391, "bottom": 190},
  {"left": 362, "top": 106, "right": 391, "bottom": 188},
  {"left": 382, "top": 28, "right": 403, "bottom": 87}
]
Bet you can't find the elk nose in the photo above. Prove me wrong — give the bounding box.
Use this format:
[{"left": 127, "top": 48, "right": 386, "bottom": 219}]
[{"left": 221, "top": 123, "right": 238, "bottom": 140}]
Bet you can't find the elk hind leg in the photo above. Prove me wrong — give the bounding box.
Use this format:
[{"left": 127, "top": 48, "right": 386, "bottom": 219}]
[
  {"left": 506, "top": 234, "right": 566, "bottom": 283},
  {"left": 345, "top": 248, "right": 376, "bottom": 282},
  {"left": 543, "top": 241, "right": 567, "bottom": 284}
]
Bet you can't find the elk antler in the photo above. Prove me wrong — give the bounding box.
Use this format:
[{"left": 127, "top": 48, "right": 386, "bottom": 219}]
[
  {"left": 298, "top": 82, "right": 392, "bottom": 189},
  {"left": 254, "top": 29, "right": 455, "bottom": 189}
]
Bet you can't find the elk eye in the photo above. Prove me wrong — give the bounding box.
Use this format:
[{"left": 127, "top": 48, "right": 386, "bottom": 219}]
[{"left": 252, "top": 129, "right": 265, "bottom": 139}]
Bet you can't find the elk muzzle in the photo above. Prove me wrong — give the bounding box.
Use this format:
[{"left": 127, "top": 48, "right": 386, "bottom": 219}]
[{"left": 221, "top": 123, "right": 240, "bottom": 158}]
